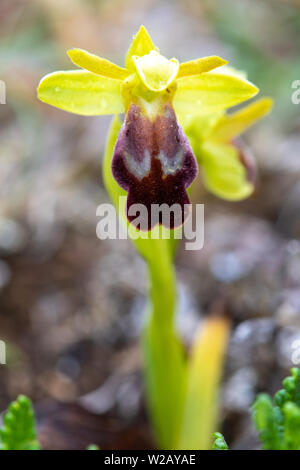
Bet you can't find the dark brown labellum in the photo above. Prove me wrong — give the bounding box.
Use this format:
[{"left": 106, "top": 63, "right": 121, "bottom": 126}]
[{"left": 112, "top": 104, "right": 198, "bottom": 230}]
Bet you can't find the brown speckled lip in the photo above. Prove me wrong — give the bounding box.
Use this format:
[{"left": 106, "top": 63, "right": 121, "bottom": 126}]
[{"left": 112, "top": 103, "right": 198, "bottom": 230}]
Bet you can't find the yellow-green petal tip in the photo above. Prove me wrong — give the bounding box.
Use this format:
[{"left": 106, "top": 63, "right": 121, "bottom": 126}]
[{"left": 67, "top": 48, "right": 128, "bottom": 80}]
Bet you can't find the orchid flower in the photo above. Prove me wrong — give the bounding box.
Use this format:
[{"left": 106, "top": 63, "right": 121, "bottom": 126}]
[
  {"left": 38, "top": 26, "right": 259, "bottom": 228},
  {"left": 181, "top": 97, "right": 273, "bottom": 200}
]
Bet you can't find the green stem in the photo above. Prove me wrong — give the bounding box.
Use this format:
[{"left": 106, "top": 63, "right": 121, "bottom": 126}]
[{"left": 143, "top": 243, "right": 186, "bottom": 449}]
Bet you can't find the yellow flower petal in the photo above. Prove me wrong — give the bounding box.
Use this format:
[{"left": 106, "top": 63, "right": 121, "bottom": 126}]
[
  {"left": 212, "top": 97, "right": 273, "bottom": 143},
  {"left": 125, "top": 25, "right": 157, "bottom": 71},
  {"left": 37, "top": 70, "right": 124, "bottom": 115},
  {"left": 67, "top": 48, "right": 129, "bottom": 80},
  {"left": 174, "top": 72, "right": 258, "bottom": 115},
  {"left": 133, "top": 50, "right": 179, "bottom": 92},
  {"left": 177, "top": 56, "right": 228, "bottom": 78},
  {"left": 199, "top": 141, "right": 254, "bottom": 200}
]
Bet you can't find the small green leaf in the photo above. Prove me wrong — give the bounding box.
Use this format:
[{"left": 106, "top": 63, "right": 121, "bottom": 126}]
[
  {"left": 212, "top": 432, "right": 228, "bottom": 450},
  {"left": 252, "top": 394, "right": 284, "bottom": 450},
  {"left": 274, "top": 389, "right": 289, "bottom": 408},
  {"left": 291, "top": 368, "right": 300, "bottom": 407},
  {"left": 252, "top": 369, "right": 300, "bottom": 450},
  {"left": 283, "top": 402, "right": 300, "bottom": 450},
  {"left": 0, "top": 395, "right": 40, "bottom": 450}
]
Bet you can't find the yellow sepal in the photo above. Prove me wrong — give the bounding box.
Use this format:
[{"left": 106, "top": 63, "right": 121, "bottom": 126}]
[
  {"left": 37, "top": 70, "right": 124, "bottom": 115},
  {"left": 177, "top": 56, "right": 227, "bottom": 78},
  {"left": 212, "top": 97, "right": 273, "bottom": 143},
  {"left": 174, "top": 72, "right": 258, "bottom": 115},
  {"left": 67, "top": 48, "right": 129, "bottom": 80},
  {"left": 125, "top": 25, "right": 157, "bottom": 71}
]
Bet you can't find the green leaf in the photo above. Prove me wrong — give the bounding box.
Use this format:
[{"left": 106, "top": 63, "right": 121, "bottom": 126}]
[
  {"left": 274, "top": 368, "right": 300, "bottom": 410},
  {"left": 212, "top": 432, "right": 229, "bottom": 450},
  {"left": 252, "top": 394, "right": 284, "bottom": 450},
  {"left": 252, "top": 369, "right": 300, "bottom": 450},
  {"left": 0, "top": 395, "right": 40, "bottom": 450},
  {"left": 178, "top": 316, "right": 230, "bottom": 450},
  {"left": 38, "top": 70, "right": 124, "bottom": 116},
  {"left": 285, "top": 368, "right": 300, "bottom": 407},
  {"left": 283, "top": 402, "right": 300, "bottom": 450}
]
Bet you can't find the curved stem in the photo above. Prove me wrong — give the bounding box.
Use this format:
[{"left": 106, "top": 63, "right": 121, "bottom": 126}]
[{"left": 143, "top": 243, "right": 186, "bottom": 449}]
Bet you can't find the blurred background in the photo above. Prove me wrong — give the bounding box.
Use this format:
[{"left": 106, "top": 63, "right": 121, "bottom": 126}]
[{"left": 0, "top": 0, "right": 300, "bottom": 449}]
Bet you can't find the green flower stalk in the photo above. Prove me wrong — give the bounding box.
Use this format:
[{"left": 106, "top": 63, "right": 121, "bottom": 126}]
[{"left": 37, "top": 26, "right": 272, "bottom": 450}]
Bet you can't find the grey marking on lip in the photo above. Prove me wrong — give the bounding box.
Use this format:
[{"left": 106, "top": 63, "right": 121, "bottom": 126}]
[
  {"left": 124, "top": 149, "right": 151, "bottom": 180},
  {"left": 156, "top": 149, "right": 184, "bottom": 176}
]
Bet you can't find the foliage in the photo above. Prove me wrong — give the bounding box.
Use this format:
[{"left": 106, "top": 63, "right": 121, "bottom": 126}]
[
  {"left": 212, "top": 432, "right": 228, "bottom": 450},
  {"left": 252, "top": 368, "right": 300, "bottom": 450},
  {"left": 0, "top": 395, "right": 100, "bottom": 450},
  {"left": 4, "top": 369, "right": 300, "bottom": 450},
  {"left": 214, "top": 368, "right": 300, "bottom": 451},
  {"left": 178, "top": 316, "right": 229, "bottom": 449},
  {"left": 0, "top": 395, "right": 40, "bottom": 450}
]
